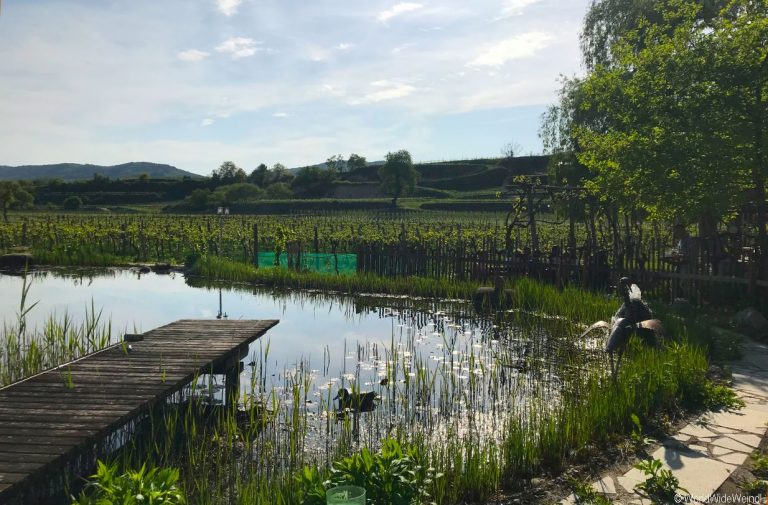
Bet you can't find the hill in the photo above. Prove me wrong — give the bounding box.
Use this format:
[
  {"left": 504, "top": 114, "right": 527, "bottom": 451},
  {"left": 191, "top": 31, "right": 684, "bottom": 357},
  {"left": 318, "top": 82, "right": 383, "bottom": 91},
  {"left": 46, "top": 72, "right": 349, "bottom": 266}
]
[{"left": 0, "top": 162, "right": 198, "bottom": 181}]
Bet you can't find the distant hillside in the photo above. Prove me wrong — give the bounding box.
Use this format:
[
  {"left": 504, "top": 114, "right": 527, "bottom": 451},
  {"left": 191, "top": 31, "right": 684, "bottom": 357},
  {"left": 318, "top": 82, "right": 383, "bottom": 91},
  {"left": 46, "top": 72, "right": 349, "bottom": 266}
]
[
  {"left": 342, "top": 155, "right": 550, "bottom": 190},
  {"left": 0, "top": 162, "right": 198, "bottom": 181},
  {"left": 288, "top": 160, "right": 384, "bottom": 175}
]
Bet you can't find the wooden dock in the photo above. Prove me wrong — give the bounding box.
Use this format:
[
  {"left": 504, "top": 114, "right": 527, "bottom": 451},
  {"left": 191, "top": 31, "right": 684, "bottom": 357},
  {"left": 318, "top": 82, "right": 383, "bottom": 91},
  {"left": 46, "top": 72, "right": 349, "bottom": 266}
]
[{"left": 0, "top": 319, "right": 278, "bottom": 504}]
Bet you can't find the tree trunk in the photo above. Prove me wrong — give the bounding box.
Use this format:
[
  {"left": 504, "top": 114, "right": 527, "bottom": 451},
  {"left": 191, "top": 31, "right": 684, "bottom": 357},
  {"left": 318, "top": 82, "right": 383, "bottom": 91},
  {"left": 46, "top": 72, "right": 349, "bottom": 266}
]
[
  {"left": 567, "top": 199, "right": 577, "bottom": 254},
  {"left": 753, "top": 83, "right": 767, "bottom": 279},
  {"left": 527, "top": 187, "right": 539, "bottom": 252}
]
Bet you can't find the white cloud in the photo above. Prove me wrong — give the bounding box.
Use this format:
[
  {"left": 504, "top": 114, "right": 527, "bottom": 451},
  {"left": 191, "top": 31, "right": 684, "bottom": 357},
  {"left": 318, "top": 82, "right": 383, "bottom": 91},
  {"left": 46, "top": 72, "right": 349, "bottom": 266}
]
[
  {"left": 468, "top": 32, "right": 552, "bottom": 67},
  {"left": 216, "top": 0, "right": 242, "bottom": 17},
  {"left": 201, "top": 118, "right": 215, "bottom": 126},
  {"left": 177, "top": 49, "right": 210, "bottom": 62},
  {"left": 335, "top": 43, "right": 353, "bottom": 50},
  {"left": 216, "top": 37, "right": 261, "bottom": 59},
  {"left": 350, "top": 80, "right": 416, "bottom": 104},
  {"left": 272, "top": 112, "right": 291, "bottom": 117},
  {"left": 378, "top": 2, "right": 423, "bottom": 22},
  {"left": 498, "top": 0, "right": 542, "bottom": 18}
]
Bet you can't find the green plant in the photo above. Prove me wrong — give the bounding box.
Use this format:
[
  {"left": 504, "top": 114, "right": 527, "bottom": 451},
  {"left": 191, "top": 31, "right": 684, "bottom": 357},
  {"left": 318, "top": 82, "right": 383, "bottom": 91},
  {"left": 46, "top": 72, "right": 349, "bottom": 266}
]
[
  {"left": 630, "top": 414, "right": 653, "bottom": 453},
  {"left": 634, "top": 458, "right": 687, "bottom": 504},
  {"left": 751, "top": 451, "right": 768, "bottom": 478},
  {"left": 740, "top": 477, "right": 768, "bottom": 497},
  {"left": 296, "top": 466, "right": 328, "bottom": 505},
  {"left": 72, "top": 461, "right": 186, "bottom": 505},
  {"left": 702, "top": 382, "right": 745, "bottom": 412},
  {"left": 567, "top": 476, "right": 612, "bottom": 505},
  {"left": 326, "top": 439, "right": 442, "bottom": 505}
]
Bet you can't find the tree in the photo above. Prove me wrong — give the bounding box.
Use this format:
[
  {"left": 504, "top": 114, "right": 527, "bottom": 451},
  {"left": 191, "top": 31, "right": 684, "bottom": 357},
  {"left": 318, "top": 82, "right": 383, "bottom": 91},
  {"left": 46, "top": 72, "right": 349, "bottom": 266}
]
[
  {"left": 501, "top": 141, "right": 522, "bottom": 160},
  {"left": 347, "top": 153, "right": 367, "bottom": 172},
  {"left": 188, "top": 189, "right": 210, "bottom": 209},
  {"left": 212, "top": 161, "right": 247, "bottom": 184},
  {"left": 210, "top": 183, "right": 264, "bottom": 205},
  {"left": 326, "top": 154, "right": 345, "bottom": 174},
  {"left": 266, "top": 182, "right": 294, "bottom": 199},
  {"left": 573, "top": 0, "right": 767, "bottom": 239},
  {"left": 0, "top": 181, "right": 19, "bottom": 222},
  {"left": 248, "top": 164, "right": 269, "bottom": 187},
  {"left": 63, "top": 195, "right": 82, "bottom": 211},
  {"left": 580, "top": 0, "right": 725, "bottom": 70},
  {"left": 379, "top": 150, "right": 418, "bottom": 207},
  {"left": 291, "top": 166, "right": 336, "bottom": 198}
]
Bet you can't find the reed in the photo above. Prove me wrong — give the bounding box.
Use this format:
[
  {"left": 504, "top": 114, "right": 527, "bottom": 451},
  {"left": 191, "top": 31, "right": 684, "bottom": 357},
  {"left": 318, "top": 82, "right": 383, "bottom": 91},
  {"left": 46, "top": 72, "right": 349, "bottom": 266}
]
[{"left": 0, "top": 274, "right": 113, "bottom": 386}]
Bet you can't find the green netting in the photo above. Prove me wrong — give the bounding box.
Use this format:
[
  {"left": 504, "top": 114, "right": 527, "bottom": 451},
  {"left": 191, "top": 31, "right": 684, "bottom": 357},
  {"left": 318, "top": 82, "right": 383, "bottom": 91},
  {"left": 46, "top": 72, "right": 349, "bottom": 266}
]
[{"left": 255, "top": 252, "right": 357, "bottom": 273}]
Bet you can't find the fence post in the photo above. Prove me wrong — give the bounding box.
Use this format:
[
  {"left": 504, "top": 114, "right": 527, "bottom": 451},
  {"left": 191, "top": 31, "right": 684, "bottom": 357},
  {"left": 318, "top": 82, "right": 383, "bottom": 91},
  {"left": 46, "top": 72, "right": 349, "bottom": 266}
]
[{"left": 252, "top": 223, "right": 259, "bottom": 268}]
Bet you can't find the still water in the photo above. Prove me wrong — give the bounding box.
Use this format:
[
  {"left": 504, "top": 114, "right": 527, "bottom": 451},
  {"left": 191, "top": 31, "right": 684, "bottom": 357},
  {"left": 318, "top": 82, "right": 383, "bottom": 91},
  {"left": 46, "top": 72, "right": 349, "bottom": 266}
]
[{"left": 0, "top": 268, "right": 584, "bottom": 463}]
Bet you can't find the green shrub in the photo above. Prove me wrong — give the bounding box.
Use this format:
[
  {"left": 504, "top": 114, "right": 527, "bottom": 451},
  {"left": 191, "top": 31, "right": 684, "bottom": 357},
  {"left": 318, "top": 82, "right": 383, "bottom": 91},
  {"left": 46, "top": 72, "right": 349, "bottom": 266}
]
[
  {"left": 298, "top": 439, "right": 442, "bottom": 505},
  {"left": 63, "top": 195, "right": 82, "bottom": 210},
  {"left": 72, "top": 461, "right": 186, "bottom": 505},
  {"left": 634, "top": 458, "right": 687, "bottom": 503}
]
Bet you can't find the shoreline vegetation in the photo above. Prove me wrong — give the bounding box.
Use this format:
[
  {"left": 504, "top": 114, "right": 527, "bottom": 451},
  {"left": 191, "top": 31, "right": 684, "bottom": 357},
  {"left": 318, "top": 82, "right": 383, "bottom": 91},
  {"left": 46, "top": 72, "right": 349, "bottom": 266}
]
[{"left": 0, "top": 262, "right": 743, "bottom": 504}]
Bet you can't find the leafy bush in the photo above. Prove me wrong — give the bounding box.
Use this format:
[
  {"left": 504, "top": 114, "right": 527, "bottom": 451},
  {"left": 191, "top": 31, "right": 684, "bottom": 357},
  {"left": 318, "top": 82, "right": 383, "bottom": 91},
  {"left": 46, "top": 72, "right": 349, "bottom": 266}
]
[
  {"left": 701, "top": 382, "right": 745, "bottom": 412},
  {"left": 72, "top": 461, "right": 186, "bottom": 505},
  {"left": 63, "top": 195, "right": 83, "bottom": 210},
  {"left": 634, "top": 458, "right": 687, "bottom": 503},
  {"left": 298, "top": 439, "right": 442, "bottom": 505},
  {"left": 740, "top": 477, "right": 768, "bottom": 497},
  {"left": 751, "top": 450, "right": 768, "bottom": 478}
]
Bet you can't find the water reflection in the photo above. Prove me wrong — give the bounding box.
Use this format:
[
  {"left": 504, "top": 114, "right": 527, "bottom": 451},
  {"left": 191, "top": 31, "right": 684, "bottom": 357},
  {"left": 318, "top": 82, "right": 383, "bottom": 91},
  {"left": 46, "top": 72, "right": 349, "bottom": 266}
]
[{"left": 0, "top": 268, "right": 604, "bottom": 468}]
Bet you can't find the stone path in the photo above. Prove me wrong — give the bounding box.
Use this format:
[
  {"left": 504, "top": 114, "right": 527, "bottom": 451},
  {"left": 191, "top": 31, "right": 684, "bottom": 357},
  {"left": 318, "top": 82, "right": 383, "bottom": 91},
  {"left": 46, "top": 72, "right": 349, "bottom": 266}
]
[{"left": 565, "top": 339, "right": 768, "bottom": 504}]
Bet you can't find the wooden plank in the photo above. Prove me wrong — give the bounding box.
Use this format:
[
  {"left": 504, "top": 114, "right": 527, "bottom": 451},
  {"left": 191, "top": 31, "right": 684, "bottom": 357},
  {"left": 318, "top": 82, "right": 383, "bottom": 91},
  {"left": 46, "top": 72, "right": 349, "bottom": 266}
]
[{"left": 0, "top": 319, "right": 278, "bottom": 504}]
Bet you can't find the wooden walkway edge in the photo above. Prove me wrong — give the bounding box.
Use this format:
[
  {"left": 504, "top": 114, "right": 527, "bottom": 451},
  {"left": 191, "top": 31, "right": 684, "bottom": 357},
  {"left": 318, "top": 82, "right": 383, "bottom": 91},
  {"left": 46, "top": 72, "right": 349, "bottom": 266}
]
[{"left": 0, "top": 319, "right": 279, "bottom": 504}]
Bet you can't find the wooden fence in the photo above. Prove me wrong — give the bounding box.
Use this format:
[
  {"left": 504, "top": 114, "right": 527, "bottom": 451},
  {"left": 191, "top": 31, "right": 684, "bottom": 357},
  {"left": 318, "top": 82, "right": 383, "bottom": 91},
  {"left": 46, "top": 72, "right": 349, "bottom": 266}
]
[{"left": 356, "top": 239, "right": 767, "bottom": 307}]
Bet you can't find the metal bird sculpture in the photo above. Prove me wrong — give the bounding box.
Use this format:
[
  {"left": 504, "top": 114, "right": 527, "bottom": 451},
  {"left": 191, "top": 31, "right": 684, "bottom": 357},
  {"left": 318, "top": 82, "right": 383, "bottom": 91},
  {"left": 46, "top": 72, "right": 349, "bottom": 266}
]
[{"left": 580, "top": 278, "right": 665, "bottom": 377}]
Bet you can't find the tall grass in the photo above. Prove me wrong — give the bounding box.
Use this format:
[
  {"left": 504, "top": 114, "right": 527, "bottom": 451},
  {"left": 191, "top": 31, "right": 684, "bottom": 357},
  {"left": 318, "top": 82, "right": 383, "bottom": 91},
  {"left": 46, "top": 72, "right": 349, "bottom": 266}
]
[
  {"left": 190, "top": 255, "right": 481, "bottom": 300},
  {"left": 0, "top": 274, "right": 113, "bottom": 386}
]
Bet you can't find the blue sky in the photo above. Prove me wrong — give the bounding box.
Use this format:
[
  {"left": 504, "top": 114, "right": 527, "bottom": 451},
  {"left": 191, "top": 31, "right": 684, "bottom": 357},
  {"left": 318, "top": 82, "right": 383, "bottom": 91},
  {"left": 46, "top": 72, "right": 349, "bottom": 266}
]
[{"left": 0, "top": 0, "right": 589, "bottom": 175}]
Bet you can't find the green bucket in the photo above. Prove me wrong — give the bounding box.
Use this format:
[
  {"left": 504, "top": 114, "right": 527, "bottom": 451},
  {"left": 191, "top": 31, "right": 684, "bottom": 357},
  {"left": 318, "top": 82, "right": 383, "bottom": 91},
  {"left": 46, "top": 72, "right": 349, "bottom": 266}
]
[{"left": 326, "top": 485, "right": 366, "bottom": 504}]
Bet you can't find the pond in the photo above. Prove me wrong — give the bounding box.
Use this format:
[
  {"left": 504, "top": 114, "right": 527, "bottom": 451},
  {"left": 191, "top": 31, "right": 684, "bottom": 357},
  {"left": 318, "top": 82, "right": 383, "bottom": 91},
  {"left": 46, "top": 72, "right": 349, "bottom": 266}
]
[{"left": 0, "top": 268, "right": 597, "bottom": 469}]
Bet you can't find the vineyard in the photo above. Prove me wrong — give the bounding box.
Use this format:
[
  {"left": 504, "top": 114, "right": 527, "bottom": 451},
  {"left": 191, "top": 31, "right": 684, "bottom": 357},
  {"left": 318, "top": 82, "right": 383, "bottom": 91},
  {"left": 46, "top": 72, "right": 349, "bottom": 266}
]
[
  {"left": 0, "top": 210, "right": 764, "bottom": 307},
  {"left": 0, "top": 211, "right": 652, "bottom": 263}
]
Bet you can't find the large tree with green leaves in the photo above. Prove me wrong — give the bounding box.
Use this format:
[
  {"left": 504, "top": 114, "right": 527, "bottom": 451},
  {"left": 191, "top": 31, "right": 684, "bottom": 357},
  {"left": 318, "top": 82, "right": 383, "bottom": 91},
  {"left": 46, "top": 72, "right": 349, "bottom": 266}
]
[
  {"left": 379, "top": 150, "right": 418, "bottom": 207},
  {"left": 574, "top": 0, "right": 767, "bottom": 249},
  {"left": 0, "top": 181, "right": 34, "bottom": 222},
  {"left": 211, "top": 161, "right": 247, "bottom": 184}
]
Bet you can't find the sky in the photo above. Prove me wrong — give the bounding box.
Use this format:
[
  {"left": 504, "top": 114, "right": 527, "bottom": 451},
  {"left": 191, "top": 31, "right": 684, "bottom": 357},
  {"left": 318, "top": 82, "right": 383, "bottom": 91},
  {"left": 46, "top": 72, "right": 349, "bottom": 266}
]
[{"left": 0, "top": 0, "right": 590, "bottom": 175}]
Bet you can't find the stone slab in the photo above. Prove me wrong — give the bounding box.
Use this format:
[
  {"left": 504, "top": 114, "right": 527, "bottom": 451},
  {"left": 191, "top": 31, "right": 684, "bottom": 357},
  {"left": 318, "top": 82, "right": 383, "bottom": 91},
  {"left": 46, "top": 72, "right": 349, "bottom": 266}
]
[
  {"left": 592, "top": 476, "right": 616, "bottom": 495},
  {"left": 650, "top": 444, "right": 737, "bottom": 498},
  {"left": 706, "top": 409, "right": 768, "bottom": 436},
  {"left": 711, "top": 436, "right": 754, "bottom": 453},
  {"left": 680, "top": 424, "right": 719, "bottom": 439},
  {"left": 617, "top": 473, "right": 644, "bottom": 493},
  {"left": 711, "top": 446, "right": 731, "bottom": 457},
  {"left": 729, "top": 432, "right": 762, "bottom": 448},
  {"left": 718, "top": 452, "right": 749, "bottom": 466}
]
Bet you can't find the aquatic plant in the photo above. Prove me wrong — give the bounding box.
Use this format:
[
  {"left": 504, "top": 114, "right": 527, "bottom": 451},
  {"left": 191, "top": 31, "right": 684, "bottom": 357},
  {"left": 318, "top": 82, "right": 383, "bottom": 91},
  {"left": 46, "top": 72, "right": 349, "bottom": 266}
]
[
  {"left": 72, "top": 461, "right": 186, "bottom": 505},
  {"left": 0, "top": 273, "right": 113, "bottom": 386}
]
